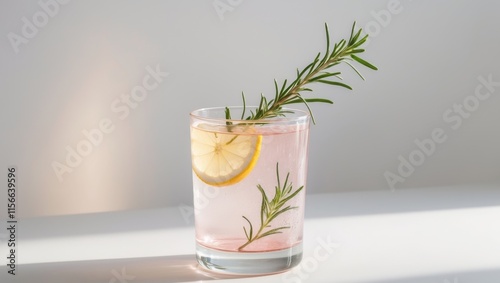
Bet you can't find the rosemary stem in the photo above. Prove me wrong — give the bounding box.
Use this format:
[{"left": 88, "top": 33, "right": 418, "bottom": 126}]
[
  {"left": 238, "top": 223, "right": 267, "bottom": 251},
  {"left": 267, "top": 48, "right": 350, "bottom": 117}
]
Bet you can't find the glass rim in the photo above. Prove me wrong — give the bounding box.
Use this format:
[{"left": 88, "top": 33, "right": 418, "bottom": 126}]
[{"left": 190, "top": 106, "right": 310, "bottom": 124}]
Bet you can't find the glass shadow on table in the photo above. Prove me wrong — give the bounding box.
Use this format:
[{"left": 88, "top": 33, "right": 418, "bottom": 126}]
[{"left": 0, "top": 254, "right": 267, "bottom": 283}]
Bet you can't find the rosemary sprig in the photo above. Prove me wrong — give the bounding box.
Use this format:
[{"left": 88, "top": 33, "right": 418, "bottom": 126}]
[
  {"left": 238, "top": 163, "right": 304, "bottom": 251},
  {"left": 231, "top": 21, "right": 377, "bottom": 124}
]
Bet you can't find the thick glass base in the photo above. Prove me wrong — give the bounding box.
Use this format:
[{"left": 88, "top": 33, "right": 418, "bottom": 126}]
[{"left": 196, "top": 243, "right": 303, "bottom": 275}]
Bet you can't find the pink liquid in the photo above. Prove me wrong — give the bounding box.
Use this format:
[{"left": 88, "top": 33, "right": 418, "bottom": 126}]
[{"left": 192, "top": 123, "right": 309, "bottom": 252}]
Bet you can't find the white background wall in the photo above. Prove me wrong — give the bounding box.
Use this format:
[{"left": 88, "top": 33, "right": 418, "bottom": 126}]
[{"left": 1, "top": 0, "right": 499, "bottom": 218}]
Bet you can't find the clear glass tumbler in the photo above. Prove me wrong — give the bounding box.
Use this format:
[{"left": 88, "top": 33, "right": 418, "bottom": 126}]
[{"left": 189, "top": 106, "right": 310, "bottom": 274}]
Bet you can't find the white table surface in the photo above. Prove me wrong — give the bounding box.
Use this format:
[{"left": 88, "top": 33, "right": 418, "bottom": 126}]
[{"left": 1, "top": 183, "right": 500, "bottom": 283}]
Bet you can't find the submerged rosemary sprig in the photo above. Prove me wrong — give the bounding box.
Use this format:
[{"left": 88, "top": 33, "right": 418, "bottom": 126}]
[
  {"left": 238, "top": 163, "right": 304, "bottom": 251},
  {"left": 228, "top": 21, "right": 377, "bottom": 124}
]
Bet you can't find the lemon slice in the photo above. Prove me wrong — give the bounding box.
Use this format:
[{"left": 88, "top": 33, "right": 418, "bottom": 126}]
[{"left": 190, "top": 124, "right": 262, "bottom": 186}]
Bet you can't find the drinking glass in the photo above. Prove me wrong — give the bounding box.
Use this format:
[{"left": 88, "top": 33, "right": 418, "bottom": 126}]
[{"left": 190, "top": 106, "right": 310, "bottom": 274}]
